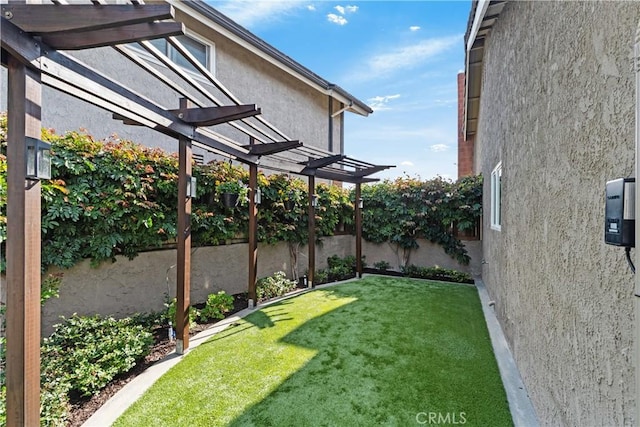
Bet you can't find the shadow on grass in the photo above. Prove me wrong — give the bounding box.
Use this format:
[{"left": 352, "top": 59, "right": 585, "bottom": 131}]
[{"left": 227, "top": 277, "right": 513, "bottom": 427}]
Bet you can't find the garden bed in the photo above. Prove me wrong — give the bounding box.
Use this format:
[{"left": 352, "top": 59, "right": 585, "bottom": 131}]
[{"left": 66, "top": 293, "right": 249, "bottom": 427}]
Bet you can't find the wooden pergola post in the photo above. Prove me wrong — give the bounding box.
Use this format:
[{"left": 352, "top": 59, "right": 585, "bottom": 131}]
[
  {"left": 5, "top": 54, "right": 42, "bottom": 427},
  {"left": 248, "top": 137, "right": 258, "bottom": 307},
  {"left": 175, "top": 97, "right": 192, "bottom": 354},
  {"left": 355, "top": 182, "right": 363, "bottom": 278},
  {"left": 308, "top": 176, "right": 316, "bottom": 287}
]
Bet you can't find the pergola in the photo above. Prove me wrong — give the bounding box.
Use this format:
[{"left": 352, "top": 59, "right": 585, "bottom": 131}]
[{"left": 0, "top": 2, "right": 391, "bottom": 424}]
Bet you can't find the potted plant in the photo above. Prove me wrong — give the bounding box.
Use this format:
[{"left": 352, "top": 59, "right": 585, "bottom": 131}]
[
  {"left": 217, "top": 180, "right": 248, "bottom": 208},
  {"left": 283, "top": 190, "right": 301, "bottom": 211}
]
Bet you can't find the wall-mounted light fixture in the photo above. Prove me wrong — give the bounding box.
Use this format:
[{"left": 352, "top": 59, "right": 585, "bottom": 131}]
[
  {"left": 358, "top": 198, "right": 364, "bottom": 209},
  {"left": 254, "top": 187, "right": 262, "bottom": 205},
  {"left": 26, "top": 137, "right": 51, "bottom": 180},
  {"left": 186, "top": 176, "right": 197, "bottom": 198},
  {"left": 311, "top": 194, "right": 318, "bottom": 208}
]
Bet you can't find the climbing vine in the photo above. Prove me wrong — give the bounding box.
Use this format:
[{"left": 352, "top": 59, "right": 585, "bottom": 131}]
[{"left": 0, "top": 115, "right": 482, "bottom": 271}]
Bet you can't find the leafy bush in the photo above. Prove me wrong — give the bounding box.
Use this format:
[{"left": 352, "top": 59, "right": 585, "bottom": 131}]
[
  {"left": 326, "top": 254, "right": 365, "bottom": 282},
  {"left": 256, "top": 271, "right": 297, "bottom": 301},
  {"left": 313, "top": 269, "right": 329, "bottom": 285},
  {"left": 165, "top": 298, "right": 200, "bottom": 328},
  {"left": 373, "top": 260, "right": 391, "bottom": 271},
  {"left": 0, "top": 273, "right": 70, "bottom": 426},
  {"left": 41, "top": 314, "right": 153, "bottom": 397},
  {"left": 199, "top": 291, "right": 234, "bottom": 322},
  {"left": 401, "top": 265, "right": 474, "bottom": 284}
]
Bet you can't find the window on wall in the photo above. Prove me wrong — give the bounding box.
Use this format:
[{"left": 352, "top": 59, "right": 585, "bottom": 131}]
[
  {"left": 491, "top": 162, "right": 502, "bottom": 230},
  {"left": 139, "top": 34, "right": 213, "bottom": 75}
]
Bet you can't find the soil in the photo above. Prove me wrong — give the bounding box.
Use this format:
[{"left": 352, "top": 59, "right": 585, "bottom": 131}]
[{"left": 66, "top": 293, "right": 250, "bottom": 427}]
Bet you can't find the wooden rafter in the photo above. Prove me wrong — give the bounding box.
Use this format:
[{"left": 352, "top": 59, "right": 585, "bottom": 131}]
[
  {"left": 170, "top": 105, "right": 261, "bottom": 126},
  {"left": 314, "top": 169, "right": 379, "bottom": 184},
  {"left": 40, "top": 22, "right": 184, "bottom": 50},
  {"left": 352, "top": 165, "right": 393, "bottom": 178},
  {"left": 0, "top": 4, "right": 174, "bottom": 34},
  {"left": 243, "top": 140, "right": 302, "bottom": 156},
  {"left": 301, "top": 154, "right": 345, "bottom": 170},
  {"left": 1, "top": 18, "right": 257, "bottom": 163}
]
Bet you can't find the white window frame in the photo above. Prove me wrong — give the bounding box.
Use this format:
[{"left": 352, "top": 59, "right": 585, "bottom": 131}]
[
  {"left": 490, "top": 162, "right": 502, "bottom": 231},
  {"left": 130, "top": 31, "right": 215, "bottom": 78}
]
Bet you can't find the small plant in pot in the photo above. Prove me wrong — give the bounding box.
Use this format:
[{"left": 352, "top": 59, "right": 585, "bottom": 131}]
[
  {"left": 283, "top": 189, "right": 302, "bottom": 211},
  {"left": 217, "top": 180, "right": 249, "bottom": 208}
]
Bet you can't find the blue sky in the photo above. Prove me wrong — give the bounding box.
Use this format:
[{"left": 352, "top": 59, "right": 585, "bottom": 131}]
[{"left": 208, "top": 1, "right": 471, "bottom": 181}]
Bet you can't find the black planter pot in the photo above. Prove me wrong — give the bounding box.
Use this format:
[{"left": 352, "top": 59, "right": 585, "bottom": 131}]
[
  {"left": 284, "top": 200, "right": 295, "bottom": 211},
  {"left": 222, "top": 192, "right": 239, "bottom": 208}
]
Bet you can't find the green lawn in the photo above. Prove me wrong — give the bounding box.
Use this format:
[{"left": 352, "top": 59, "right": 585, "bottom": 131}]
[{"left": 114, "top": 276, "right": 512, "bottom": 427}]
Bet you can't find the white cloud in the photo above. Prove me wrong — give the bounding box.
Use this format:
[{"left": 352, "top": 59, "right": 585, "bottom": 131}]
[
  {"left": 410, "top": 26, "right": 421, "bottom": 31},
  {"left": 335, "top": 4, "right": 358, "bottom": 15},
  {"left": 213, "top": 1, "right": 308, "bottom": 28},
  {"left": 367, "top": 94, "right": 401, "bottom": 111},
  {"left": 401, "top": 161, "right": 414, "bottom": 167},
  {"left": 327, "top": 13, "right": 348, "bottom": 25},
  {"left": 354, "top": 34, "right": 461, "bottom": 80},
  {"left": 307, "top": 4, "right": 316, "bottom": 11},
  {"left": 430, "top": 144, "right": 449, "bottom": 152}
]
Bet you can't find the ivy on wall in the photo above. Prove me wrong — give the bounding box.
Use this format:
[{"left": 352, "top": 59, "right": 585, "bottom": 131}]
[
  {"left": 361, "top": 175, "right": 483, "bottom": 266},
  {"left": 0, "top": 114, "right": 482, "bottom": 271}
]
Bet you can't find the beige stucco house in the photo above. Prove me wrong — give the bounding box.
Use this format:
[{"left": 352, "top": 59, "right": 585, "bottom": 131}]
[
  {"left": 0, "top": 0, "right": 371, "bottom": 160},
  {"left": 461, "top": 0, "right": 640, "bottom": 424}
]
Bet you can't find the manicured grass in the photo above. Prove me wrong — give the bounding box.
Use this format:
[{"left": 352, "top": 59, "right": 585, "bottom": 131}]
[{"left": 114, "top": 276, "right": 512, "bottom": 426}]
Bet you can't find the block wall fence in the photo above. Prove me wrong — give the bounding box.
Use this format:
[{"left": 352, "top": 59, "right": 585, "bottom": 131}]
[{"left": 27, "top": 236, "right": 481, "bottom": 335}]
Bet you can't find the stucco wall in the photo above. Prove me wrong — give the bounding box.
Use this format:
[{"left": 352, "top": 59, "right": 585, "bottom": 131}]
[
  {"left": 476, "top": 2, "right": 638, "bottom": 424},
  {"left": 363, "top": 239, "right": 481, "bottom": 277},
  {"left": 38, "top": 235, "right": 477, "bottom": 335}
]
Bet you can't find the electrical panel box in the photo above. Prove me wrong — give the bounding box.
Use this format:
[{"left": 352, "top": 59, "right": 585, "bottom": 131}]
[{"left": 605, "top": 178, "right": 635, "bottom": 247}]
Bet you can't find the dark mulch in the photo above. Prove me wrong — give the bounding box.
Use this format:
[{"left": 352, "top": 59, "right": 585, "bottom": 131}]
[{"left": 66, "top": 293, "right": 249, "bottom": 427}]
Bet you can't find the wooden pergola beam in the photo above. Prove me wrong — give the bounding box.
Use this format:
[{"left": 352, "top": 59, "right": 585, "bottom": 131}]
[
  {"left": 301, "top": 154, "right": 345, "bottom": 171},
  {"left": 248, "top": 137, "right": 259, "bottom": 307},
  {"left": 0, "top": 4, "right": 174, "bottom": 34},
  {"left": 175, "top": 98, "right": 192, "bottom": 354},
  {"left": 355, "top": 183, "right": 363, "bottom": 278},
  {"left": 5, "top": 54, "right": 42, "bottom": 427},
  {"left": 41, "top": 22, "right": 184, "bottom": 51},
  {"left": 243, "top": 140, "right": 302, "bottom": 156},
  {"left": 313, "top": 169, "right": 379, "bottom": 184},
  {"left": 352, "top": 165, "right": 392, "bottom": 178},
  {"left": 1, "top": 18, "right": 258, "bottom": 163},
  {"left": 170, "top": 105, "right": 261, "bottom": 127},
  {"left": 308, "top": 176, "right": 316, "bottom": 287}
]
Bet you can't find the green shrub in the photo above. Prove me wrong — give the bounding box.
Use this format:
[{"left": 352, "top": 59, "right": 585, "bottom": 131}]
[
  {"left": 165, "top": 298, "right": 200, "bottom": 328},
  {"left": 401, "top": 265, "right": 473, "bottom": 284},
  {"left": 257, "top": 271, "right": 297, "bottom": 301},
  {"left": 41, "top": 314, "right": 153, "bottom": 397},
  {"left": 373, "top": 260, "right": 391, "bottom": 271},
  {"left": 324, "top": 254, "right": 364, "bottom": 282},
  {"left": 313, "top": 269, "right": 329, "bottom": 285},
  {"left": 199, "top": 291, "right": 234, "bottom": 322}
]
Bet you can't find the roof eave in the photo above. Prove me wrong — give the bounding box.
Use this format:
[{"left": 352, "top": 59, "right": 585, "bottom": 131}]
[{"left": 175, "top": 0, "right": 371, "bottom": 116}]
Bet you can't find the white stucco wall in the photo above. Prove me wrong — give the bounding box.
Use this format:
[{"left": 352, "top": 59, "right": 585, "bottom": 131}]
[{"left": 475, "top": 1, "right": 639, "bottom": 424}]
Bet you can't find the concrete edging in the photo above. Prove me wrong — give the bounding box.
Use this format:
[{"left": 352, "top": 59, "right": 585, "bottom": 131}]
[{"left": 475, "top": 279, "right": 539, "bottom": 427}]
